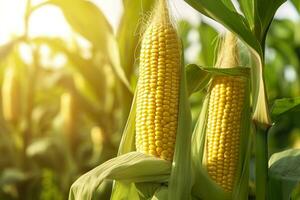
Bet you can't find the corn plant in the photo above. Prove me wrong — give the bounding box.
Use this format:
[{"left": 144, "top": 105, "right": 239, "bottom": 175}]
[{"left": 0, "top": 0, "right": 300, "bottom": 199}]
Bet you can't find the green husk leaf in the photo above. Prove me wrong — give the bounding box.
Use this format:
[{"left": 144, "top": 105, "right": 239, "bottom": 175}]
[
  {"left": 186, "top": 64, "right": 211, "bottom": 95},
  {"left": 186, "top": 64, "right": 250, "bottom": 95},
  {"left": 110, "top": 182, "right": 140, "bottom": 200},
  {"left": 270, "top": 97, "right": 300, "bottom": 122},
  {"left": 69, "top": 152, "right": 171, "bottom": 200},
  {"left": 135, "top": 182, "right": 162, "bottom": 199},
  {"left": 152, "top": 186, "right": 169, "bottom": 200},
  {"left": 168, "top": 48, "right": 193, "bottom": 200},
  {"left": 117, "top": 91, "right": 137, "bottom": 155},
  {"left": 111, "top": 91, "right": 137, "bottom": 199}
]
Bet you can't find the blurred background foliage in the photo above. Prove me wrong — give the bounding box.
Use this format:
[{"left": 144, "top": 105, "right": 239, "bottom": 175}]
[{"left": 0, "top": 0, "right": 299, "bottom": 199}]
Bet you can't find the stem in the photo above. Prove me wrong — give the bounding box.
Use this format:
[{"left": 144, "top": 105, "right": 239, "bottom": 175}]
[{"left": 255, "top": 125, "right": 269, "bottom": 200}]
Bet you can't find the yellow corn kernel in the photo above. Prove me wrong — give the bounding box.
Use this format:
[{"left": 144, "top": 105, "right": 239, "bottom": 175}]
[
  {"left": 205, "top": 32, "right": 245, "bottom": 192},
  {"left": 206, "top": 76, "right": 245, "bottom": 192},
  {"left": 135, "top": 0, "right": 180, "bottom": 161}
]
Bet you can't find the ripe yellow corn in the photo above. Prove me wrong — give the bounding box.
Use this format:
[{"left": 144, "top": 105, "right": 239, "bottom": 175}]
[
  {"left": 206, "top": 76, "right": 245, "bottom": 192},
  {"left": 2, "top": 67, "right": 21, "bottom": 123},
  {"left": 205, "top": 33, "right": 245, "bottom": 192},
  {"left": 135, "top": 0, "right": 180, "bottom": 161}
]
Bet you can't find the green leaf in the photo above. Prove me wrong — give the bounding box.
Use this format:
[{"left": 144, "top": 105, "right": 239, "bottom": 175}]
[
  {"left": 269, "top": 149, "right": 300, "bottom": 200},
  {"left": 254, "top": 0, "right": 287, "bottom": 42},
  {"left": 184, "top": 0, "right": 261, "bottom": 53},
  {"left": 186, "top": 64, "right": 211, "bottom": 95},
  {"left": 198, "top": 22, "right": 219, "bottom": 66},
  {"left": 271, "top": 97, "right": 300, "bottom": 121},
  {"left": 269, "top": 149, "right": 300, "bottom": 180},
  {"left": 221, "top": 0, "right": 237, "bottom": 11},
  {"left": 68, "top": 152, "right": 171, "bottom": 200},
  {"left": 117, "top": 0, "right": 155, "bottom": 78},
  {"left": 47, "top": 0, "right": 131, "bottom": 92},
  {"left": 237, "top": 0, "right": 254, "bottom": 28}
]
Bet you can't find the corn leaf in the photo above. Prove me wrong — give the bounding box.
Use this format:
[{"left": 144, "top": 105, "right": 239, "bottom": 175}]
[
  {"left": 184, "top": 0, "right": 261, "bottom": 53},
  {"left": 47, "top": 0, "right": 131, "bottom": 92},
  {"left": 253, "top": 0, "right": 287, "bottom": 42},
  {"left": 237, "top": 0, "right": 254, "bottom": 28},
  {"left": 198, "top": 22, "right": 219, "bottom": 66},
  {"left": 271, "top": 97, "right": 300, "bottom": 122},
  {"left": 168, "top": 51, "right": 193, "bottom": 200},
  {"left": 69, "top": 152, "right": 171, "bottom": 200},
  {"left": 269, "top": 149, "right": 300, "bottom": 181},
  {"left": 269, "top": 149, "right": 300, "bottom": 200}
]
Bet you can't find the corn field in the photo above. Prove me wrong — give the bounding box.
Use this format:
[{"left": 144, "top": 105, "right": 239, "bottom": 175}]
[{"left": 0, "top": 0, "right": 300, "bottom": 200}]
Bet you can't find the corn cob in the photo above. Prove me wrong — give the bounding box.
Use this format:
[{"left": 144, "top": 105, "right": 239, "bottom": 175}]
[
  {"left": 205, "top": 33, "right": 246, "bottom": 192},
  {"left": 135, "top": 0, "right": 180, "bottom": 161},
  {"left": 2, "top": 67, "right": 21, "bottom": 123}
]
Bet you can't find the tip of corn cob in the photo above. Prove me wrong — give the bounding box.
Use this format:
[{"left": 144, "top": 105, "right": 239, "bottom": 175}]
[
  {"left": 215, "top": 32, "right": 239, "bottom": 69},
  {"left": 151, "top": 0, "right": 171, "bottom": 25}
]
